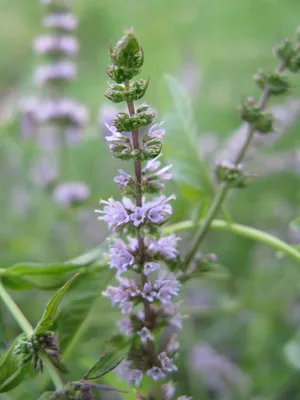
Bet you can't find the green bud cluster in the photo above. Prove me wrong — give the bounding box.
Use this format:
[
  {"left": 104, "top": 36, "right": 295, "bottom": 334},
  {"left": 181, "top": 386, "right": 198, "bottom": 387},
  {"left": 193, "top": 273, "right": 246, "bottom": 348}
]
[
  {"left": 105, "top": 29, "right": 162, "bottom": 161},
  {"left": 14, "top": 331, "right": 61, "bottom": 372},
  {"left": 215, "top": 161, "right": 246, "bottom": 188},
  {"left": 238, "top": 98, "right": 274, "bottom": 134},
  {"left": 273, "top": 30, "right": 300, "bottom": 72},
  {"left": 254, "top": 69, "right": 289, "bottom": 95},
  {"left": 113, "top": 110, "right": 155, "bottom": 132},
  {"left": 105, "top": 79, "right": 149, "bottom": 103}
]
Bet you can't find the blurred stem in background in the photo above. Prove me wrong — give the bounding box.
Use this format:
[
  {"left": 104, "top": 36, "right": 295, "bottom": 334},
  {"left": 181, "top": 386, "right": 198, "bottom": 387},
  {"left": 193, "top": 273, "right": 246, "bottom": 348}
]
[{"left": 184, "top": 60, "right": 287, "bottom": 269}]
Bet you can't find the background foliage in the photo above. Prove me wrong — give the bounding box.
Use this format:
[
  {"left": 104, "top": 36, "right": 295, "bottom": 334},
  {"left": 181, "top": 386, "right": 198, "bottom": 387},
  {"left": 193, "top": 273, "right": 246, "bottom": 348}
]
[{"left": 1, "top": 0, "right": 300, "bottom": 399}]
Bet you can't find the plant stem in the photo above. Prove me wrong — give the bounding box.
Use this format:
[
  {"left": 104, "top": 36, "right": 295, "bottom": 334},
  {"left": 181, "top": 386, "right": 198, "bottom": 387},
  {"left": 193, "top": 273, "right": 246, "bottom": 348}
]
[
  {"left": 164, "top": 219, "right": 300, "bottom": 264},
  {"left": 0, "top": 280, "right": 33, "bottom": 336},
  {"left": 124, "top": 80, "right": 157, "bottom": 364},
  {"left": 184, "top": 184, "right": 228, "bottom": 267},
  {"left": 183, "top": 60, "right": 287, "bottom": 269},
  {"left": 0, "top": 280, "right": 64, "bottom": 391}
]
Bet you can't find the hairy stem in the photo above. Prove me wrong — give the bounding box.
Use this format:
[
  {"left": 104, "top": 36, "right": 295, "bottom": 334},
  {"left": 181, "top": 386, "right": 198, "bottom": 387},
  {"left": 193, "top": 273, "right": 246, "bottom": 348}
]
[
  {"left": 164, "top": 219, "right": 300, "bottom": 264},
  {"left": 0, "top": 280, "right": 64, "bottom": 391},
  {"left": 183, "top": 61, "right": 287, "bottom": 269}
]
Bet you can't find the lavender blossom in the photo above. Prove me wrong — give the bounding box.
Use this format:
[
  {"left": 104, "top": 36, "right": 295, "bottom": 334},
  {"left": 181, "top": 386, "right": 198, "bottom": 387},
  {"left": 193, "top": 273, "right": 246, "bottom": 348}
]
[
  {"left": 137, "top": 327, "right": 153, "bottom": 343},
  {"left": 43, "top": 13, "right": 78, "bottom": 30},
  {"left": 33, "top": 35, "right": 78, "bottom": 56},
  {"left": 52, "top": 181, "right": 90, "bottom": 207},
  {"left": 98, "top": 30, "right": 183, "bottom": 391},
  {"left": 35, "top": 62, "right": 77, "bottom": 86},
  {"left": 147, "top": 367, "right": 166, "bottom": 381}
]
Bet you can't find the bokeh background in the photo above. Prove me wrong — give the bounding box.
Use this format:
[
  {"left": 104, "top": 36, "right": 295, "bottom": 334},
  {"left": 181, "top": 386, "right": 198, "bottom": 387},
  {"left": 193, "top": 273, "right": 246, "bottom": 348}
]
[{"left": 1, "top": 0, "right": 300, "bottom": 399}]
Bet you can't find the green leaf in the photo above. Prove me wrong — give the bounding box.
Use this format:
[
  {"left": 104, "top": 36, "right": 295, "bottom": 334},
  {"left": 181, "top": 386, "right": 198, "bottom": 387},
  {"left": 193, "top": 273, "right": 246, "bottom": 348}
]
[
  {"left": 3, "top": 263, "right": 81, "bottom": 276},
  {"left": 35, "top": 274, "right": 79, "bottom": 334},
  {"left": 164, "top": 75, "right": 214, "bottom": 203},
  {"left": 84, "top": 343, "right": 129, "bottom": 379},
  {"left": 57, "top": 269, "right": 114, "bottom": 356},
  {"left": 0, "top": 366, "right": 28, "bottom": 393},
  {"left": 290, "top": 217, "right": 300, "bottom": 233}
]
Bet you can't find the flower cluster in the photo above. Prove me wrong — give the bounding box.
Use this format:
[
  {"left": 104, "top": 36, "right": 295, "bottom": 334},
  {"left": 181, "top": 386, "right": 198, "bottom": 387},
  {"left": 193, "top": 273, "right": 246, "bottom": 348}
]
[
  {"left": 96, "top": 30, "right": 185, "bottom": 397},
  {"left": 20, "top": 0, "right": 89, "bottom": 205}
]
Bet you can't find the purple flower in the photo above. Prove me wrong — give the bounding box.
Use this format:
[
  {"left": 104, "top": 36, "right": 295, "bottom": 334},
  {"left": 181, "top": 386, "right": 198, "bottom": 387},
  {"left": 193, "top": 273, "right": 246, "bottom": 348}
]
[
  {"left": 144, "top": 262, "right": 160, "bottom": 276},
  {"left": 130, "top": 206, "right": 146, "bottom": 227},
  {"left": 43, "top": 14, "right": 78, "bottom": 31},
  {"left": 146, "top": 366, "right": 166, "bottom": 381},
  {"left": 114, "top": 169, "right": 131, "bottom": 187},
  {"left": 109, "top": 239, "right": 134, "bottom": 275},
  {"left": 117, "top": 361, "right": 143, "bottom": 386},
  {"left": 161, "top": 382, "right": 176, "bottom": 400},
  {"left": 95, "top": 198, "right": 129, "bottom": 231},
  {"left": 142, "top": 157, "right": 161, "bottom": 173},
  {"left": 148, "top": 122, "right": 165, "bottom": 139},
  {"left": 137, "top": 327, "right": 153, "bottom": 343},
  {"left": 118, "top": 318, "right": 132, "bottom": 336},
  {"left": 148, "top": 234, "right": 179, "bottom": 260},
  {"left": 141, "top": 283, "right": 156, "bottom": 302},
  {"left": 177, "top": 397, "right": 192, "bottom": 400},
  {"left": 154, "top": 275, "right": 181, "bottom": 305},
  {"left": 37, "top": 99, "right": 88, "bottom": 127},
  {"left": 52, "top": 181, "right": 90, "bottom": 207},
  {"left": 35, "top": 62, "right": 76, "bottom": 85},
  {"left": 163, "top": 302, "right": 183, "bottom": 329},
  {"left": 34, "top": 35, "right": 78, "bottom": 56},
  {"left": 147, "top": 195, "right": 175, "bottom": 224},
  {"left": 158, "top": 352, "right": 178, "bottom": 372}
]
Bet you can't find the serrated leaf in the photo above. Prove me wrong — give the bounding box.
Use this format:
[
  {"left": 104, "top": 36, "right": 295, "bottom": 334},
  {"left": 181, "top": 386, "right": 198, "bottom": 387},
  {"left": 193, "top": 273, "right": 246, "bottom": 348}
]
[
  {"left": 290, "top": 217, "right": 300, "bottom": 233},
  {"left": 84, "top": 344, "right": 129, "bottom": 379},
  {"left": 35, "top": 274, "right": 79, "bottom": 334},
  {"left": 164, "top": 75, "right": 214, "bottom": 203}
]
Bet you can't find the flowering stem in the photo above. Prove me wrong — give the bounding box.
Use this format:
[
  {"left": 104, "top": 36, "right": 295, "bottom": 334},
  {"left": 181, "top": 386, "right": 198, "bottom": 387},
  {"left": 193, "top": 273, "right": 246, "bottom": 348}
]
[
  {"left": 124, "top": 80, "right": 157, "bottom": 363},
  {"left": 164, "top": 219, "right": 300, "bottom": 264},
  {"left": 183, "top": 60, "right": 287, "bottom": 270},
  {"left": 0, "top": 280, "right": 64, "bottom": 391}
]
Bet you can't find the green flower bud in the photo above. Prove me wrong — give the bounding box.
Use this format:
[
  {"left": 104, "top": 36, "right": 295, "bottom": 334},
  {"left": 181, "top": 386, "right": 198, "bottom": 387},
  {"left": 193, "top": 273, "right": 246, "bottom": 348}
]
[
  {"left": 14, "top": 331, "right": 61, "bottom": 373},
  {"left": 288, "top": 53, "right": 300, "bottom": 73},
  {"left": 273, "top": 38, "right": 296, "bottom": 63},
  {"left": 109, "top": 29, "right": 144, "bottom": 82},
  {"left": 142, "top": 137, "right": 163, "bottom": 160},
  {"left": 215, "top": 161, "right": 246, "bottom": 188},
  {"left": 113, "top": 111, "right": 155, "bottom": 132},
  {"left": 238, "top": 98, "right": 261, "bottom": 123},
  {"left": 105, "top": 79, "right": 149, "bottom": 103},
  {"left": 253, "top": 112, "right": 274, "bottom": 134},
  {"left": 254, "top": 69, "right": 289, "bottom": 95}
]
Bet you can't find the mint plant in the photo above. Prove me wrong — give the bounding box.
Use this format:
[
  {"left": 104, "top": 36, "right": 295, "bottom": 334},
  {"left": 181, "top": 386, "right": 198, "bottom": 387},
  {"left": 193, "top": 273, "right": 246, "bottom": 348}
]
[{"left": 1, "top": 20, "right": 300, "bottom": 400}]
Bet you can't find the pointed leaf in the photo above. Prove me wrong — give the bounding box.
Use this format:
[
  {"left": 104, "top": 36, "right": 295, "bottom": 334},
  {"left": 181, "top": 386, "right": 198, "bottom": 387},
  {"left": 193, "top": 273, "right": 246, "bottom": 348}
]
[
  {"left": 164, "top": 75, "right": 214, "bottom": 202},
  {"left": 35, "top": 274, "right": 79, "bottom": 334},
  {"left": 3, "top": 263, "right": 80, "bottom": 276},
  {"left": 84, "top": 344, "right": 129, "bottom": 379}
]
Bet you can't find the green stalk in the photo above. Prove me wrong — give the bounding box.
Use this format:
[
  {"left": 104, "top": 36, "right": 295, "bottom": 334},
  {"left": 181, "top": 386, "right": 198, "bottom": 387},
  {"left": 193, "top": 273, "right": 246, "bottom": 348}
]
[
  {"left": 163, "top": 219, "right": 300, "bottom": 264},
  {"left": 183, "top": 61, "right": 287, "bottom": 269},
  {"left": 0, "top": 280, "right": 64, "bottom": 390}
]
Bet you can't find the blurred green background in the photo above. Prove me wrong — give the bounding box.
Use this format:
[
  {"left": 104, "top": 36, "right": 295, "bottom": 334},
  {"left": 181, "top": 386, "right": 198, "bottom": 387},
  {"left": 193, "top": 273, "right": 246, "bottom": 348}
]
[{"left": 1, "top": 0, "right": 300, "bottom": 399}]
